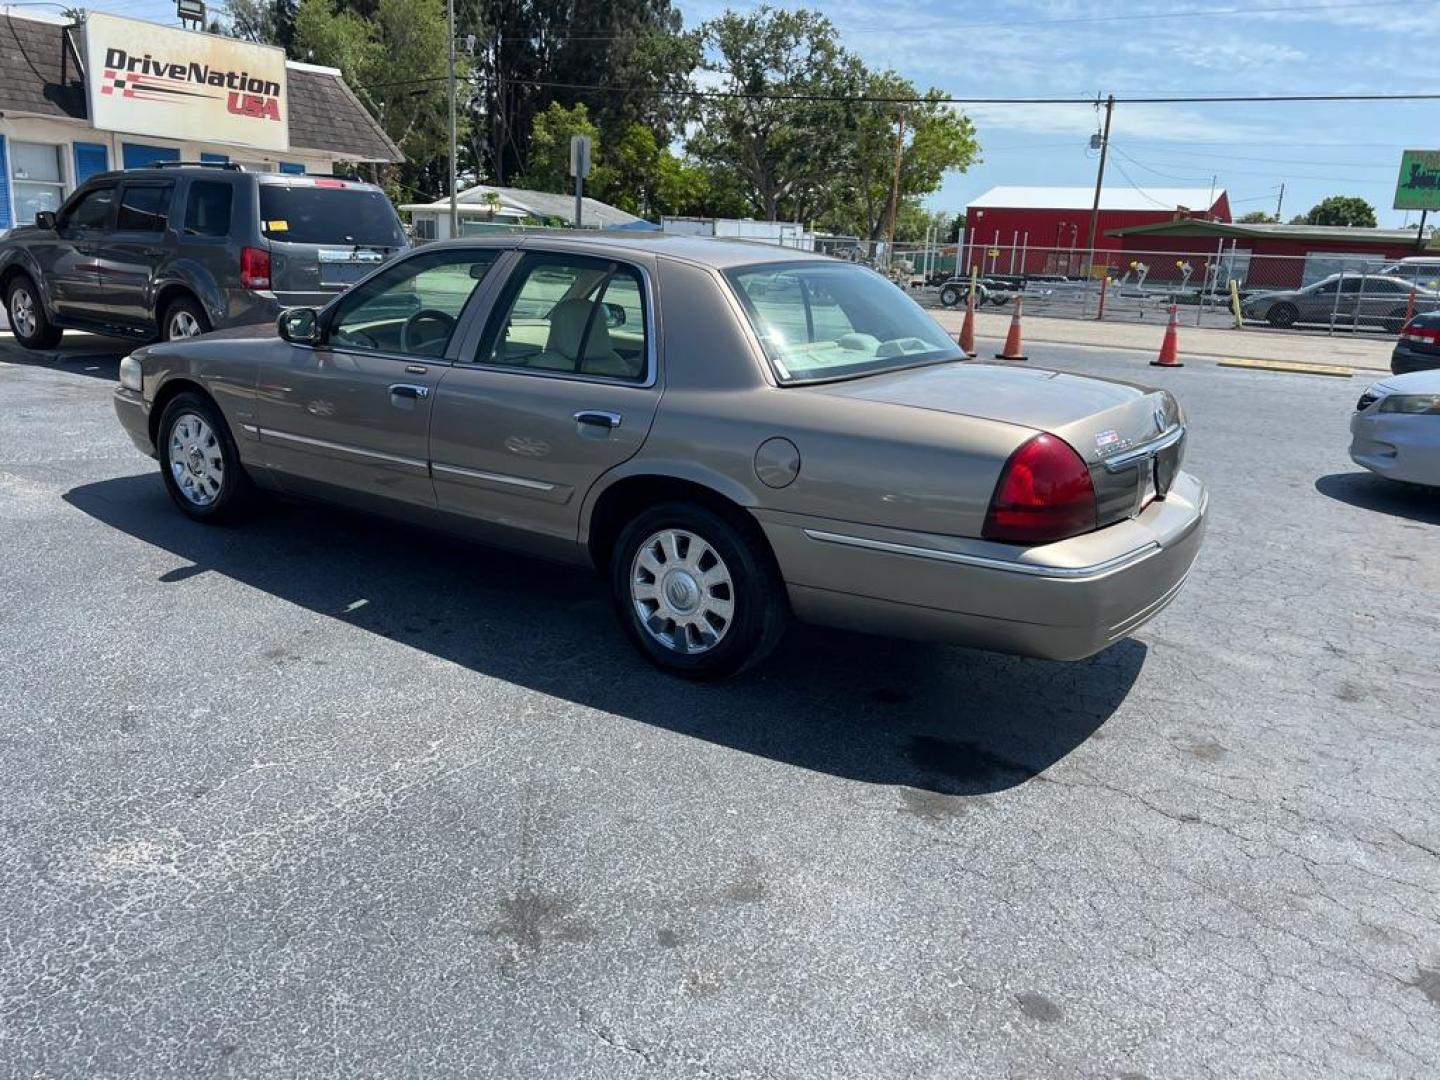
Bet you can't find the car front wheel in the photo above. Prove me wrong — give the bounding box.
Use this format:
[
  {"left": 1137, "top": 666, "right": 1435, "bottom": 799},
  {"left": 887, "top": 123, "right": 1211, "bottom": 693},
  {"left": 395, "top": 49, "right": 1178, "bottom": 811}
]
[
  {"left": 939, "top": 285, "right": 960, "bottom": 307},
  {"left": 6, "top": 274, "right": 62, "bottom": 349},
  {"left": 1267, "top": 302, "right": 1297, "bottom": 329},
  {"left": 610, "top": 502, "right": 788, "bottom": 679},
  {"left": 157, "top": 391, "right": 252, "bottom": 522}
]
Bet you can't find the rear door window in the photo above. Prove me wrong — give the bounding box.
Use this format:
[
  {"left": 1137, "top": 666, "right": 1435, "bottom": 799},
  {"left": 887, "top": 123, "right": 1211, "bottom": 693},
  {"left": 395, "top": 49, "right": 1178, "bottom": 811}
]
[
  {"left": 116, "top": 183, "right": 173, "bottom": 233},
  {"left": 184, "top": 182, "right": 233, "bottom": 238},
  {"left": 258, "top": 184, "right": 404, "bottom": 247}
]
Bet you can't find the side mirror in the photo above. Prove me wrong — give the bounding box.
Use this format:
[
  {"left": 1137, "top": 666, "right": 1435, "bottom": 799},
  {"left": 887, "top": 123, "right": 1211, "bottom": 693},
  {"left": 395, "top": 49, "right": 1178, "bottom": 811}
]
[
  {"left": 34, "top": 211, "right": 56, "bottom": 230},
  {"left": 603, "top": 301, "right": 626, "bottom": 329},
  {"left": 277, "top": 307, "right": 322, "bottom": 345}
]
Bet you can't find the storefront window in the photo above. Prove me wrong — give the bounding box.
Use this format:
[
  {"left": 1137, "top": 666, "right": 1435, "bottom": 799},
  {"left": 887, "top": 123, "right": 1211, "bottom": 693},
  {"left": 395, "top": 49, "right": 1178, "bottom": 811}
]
[{"left": 11, "top": 142, "right": 66, "bottom": 224}]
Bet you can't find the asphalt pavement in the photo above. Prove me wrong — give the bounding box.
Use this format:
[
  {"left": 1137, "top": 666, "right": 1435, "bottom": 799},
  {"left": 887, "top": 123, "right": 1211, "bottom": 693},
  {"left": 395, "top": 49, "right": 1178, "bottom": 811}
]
[{"left": 2, "top": 333, "right": 1438, "bottom": 1079}]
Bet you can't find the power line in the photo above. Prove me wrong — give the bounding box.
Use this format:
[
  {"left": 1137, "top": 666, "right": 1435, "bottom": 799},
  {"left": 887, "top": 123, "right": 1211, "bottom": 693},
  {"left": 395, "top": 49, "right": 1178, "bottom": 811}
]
[{"left": 356, "top": 72, "right": 1440, "bottom": 106}]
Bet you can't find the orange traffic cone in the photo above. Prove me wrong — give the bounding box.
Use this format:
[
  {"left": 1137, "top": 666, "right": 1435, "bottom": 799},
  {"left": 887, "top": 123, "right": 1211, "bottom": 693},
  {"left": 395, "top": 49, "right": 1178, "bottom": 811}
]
[
  {"left": 994, "top": 296, "right": 1027, "bottom": 361},
  {"left": 957, "top": 287, "right": 978, "bottom": 358},
  {"left": 1150, "top": 304, "right": 1184, "bottom": 368}
]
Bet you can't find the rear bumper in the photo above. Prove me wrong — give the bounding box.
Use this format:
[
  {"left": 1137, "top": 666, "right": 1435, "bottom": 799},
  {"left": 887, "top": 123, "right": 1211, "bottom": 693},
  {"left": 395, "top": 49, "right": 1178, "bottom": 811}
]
[
  {"left": 113, "top": 387, "right": 155, "bottom": 457},
  {"left": 214, "top": 289, "right": 339, "bottom": 330},
  {"left": 760, "top": 471, "right": 1208, "bottom": 661},
  {"left": 1390, "top": 342, "right": 1440, "bottom": 376},
  {"left": 1349, "top": 410, "right": 1440, "bottom": 487}
]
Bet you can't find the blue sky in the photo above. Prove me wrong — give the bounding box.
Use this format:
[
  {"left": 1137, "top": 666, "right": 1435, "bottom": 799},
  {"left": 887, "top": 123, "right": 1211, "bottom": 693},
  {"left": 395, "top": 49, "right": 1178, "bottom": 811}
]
[
  {"left": 53, "top": 0, "right": 1440, "bottom": 226},
  {"left": 675, "top": 0, "right": 1440, "bottom": 227}
]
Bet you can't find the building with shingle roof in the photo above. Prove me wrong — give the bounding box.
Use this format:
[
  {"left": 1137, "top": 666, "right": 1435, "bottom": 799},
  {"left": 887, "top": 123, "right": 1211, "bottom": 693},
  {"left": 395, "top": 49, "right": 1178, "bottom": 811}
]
[{"left": 0, "top": 9, "right": 400, "bottom": 229}]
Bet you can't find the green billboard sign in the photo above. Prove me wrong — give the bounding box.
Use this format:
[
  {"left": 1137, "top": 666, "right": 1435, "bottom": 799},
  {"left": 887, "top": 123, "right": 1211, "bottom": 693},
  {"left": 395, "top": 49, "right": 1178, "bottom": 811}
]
[{"left": 1395, "top": 150, "right": 1440, "bottom": 211}]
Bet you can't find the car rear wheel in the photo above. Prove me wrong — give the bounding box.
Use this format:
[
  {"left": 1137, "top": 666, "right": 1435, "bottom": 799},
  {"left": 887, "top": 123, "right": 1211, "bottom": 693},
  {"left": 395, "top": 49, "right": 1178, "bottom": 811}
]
[
  {"left": 1383, "top": 306, "right": 1408, "bottom": 334},
  {"left": 157, "top": 391, "right": 253, "bottom": 523},
  {"left": 1267, "top": 302, "right": 1298, "bottom": 329},
  {"left": 609, "top": 502, "right": 787, "bottom": 680},
  {"left": 6, "top": 274, "right": 62, "bottom": 350},
  {"left": 162, "top": 296, "right": 211, "bottom": 341}
]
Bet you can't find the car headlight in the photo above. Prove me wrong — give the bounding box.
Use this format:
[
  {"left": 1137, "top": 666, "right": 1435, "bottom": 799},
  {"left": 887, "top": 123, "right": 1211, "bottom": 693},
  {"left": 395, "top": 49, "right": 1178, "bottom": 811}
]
[
  {"left": 1378, "top": 394, "right": 1440, "bottom": 414},
  {"left": 118, "top": 354, "right": 143, "bottom": 392}
]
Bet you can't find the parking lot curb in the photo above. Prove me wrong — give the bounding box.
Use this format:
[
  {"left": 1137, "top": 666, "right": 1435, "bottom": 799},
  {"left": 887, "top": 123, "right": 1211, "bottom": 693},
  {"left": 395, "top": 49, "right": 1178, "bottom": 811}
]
[{"left": 1216, "top": 357, "right": 1354, "bottom": 378}]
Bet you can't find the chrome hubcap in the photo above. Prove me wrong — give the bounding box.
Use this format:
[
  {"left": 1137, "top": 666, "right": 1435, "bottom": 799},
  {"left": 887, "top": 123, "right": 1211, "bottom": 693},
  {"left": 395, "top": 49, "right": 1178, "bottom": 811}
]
[
  {"left": 631, "top": 528, "right": 735, "bottom": 654},
  {"left": 169, "top": 310, "right": 202, "bottom": 339},
  {"left": 167, "top": 412, "right": 224, "bottom": 506},
  {"left": 10, "top": 288, "right": 37, "bottom": 338}
]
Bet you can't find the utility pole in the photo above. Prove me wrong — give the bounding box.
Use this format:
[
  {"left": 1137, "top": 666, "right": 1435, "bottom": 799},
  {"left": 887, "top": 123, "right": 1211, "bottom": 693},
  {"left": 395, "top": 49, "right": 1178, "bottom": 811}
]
[
  {"left": 1418, "top": 210, "right": 1430, "bottom": 254},
  {"left": 884, "top": 106, "right": 908, "bottom": 268},
  {"left": 1084, "top": 94, "right": 1114, "bottom": 276},
  {"left": 446, "top": 0, "right": 458, "bottom": 240},
  {"left": 1275, "top": 183, "right": 1285, "bottom": 222}
]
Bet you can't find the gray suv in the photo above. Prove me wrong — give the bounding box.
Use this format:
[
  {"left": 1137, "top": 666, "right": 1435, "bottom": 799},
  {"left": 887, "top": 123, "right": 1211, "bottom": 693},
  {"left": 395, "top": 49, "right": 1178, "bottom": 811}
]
[{"left": 0, "top": 163, "right": 406, "bottom": 349}]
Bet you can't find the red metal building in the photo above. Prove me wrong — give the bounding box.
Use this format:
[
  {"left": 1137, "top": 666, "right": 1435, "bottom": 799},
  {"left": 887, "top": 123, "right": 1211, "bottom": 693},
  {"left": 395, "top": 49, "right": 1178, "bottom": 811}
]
[
  {"left": 962, "top": 186, "right": 1230, "bottom": 276},
  {"left": 1106, "top": 220, "right": 1436, "bottom": 289}
]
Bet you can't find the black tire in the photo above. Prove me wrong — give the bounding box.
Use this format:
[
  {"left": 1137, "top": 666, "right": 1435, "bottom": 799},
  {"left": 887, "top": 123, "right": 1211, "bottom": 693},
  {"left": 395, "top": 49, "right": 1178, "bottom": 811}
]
[
  {"left": 609, "top": 501, "right": 788, "bottom": 680},
  {"left": 939, "top": 285, "right": 960, "bottom": 307},
  {"left": 1267, "top": 302, "right": 1298, "bottom": 329},
  {"left": 157, "top": 391, "right": 253, "bottom": 523},
  {"left": 161, "top": 295, "right": 212, "bottom": 342},
  {"left": 5, "top": 274, "right": 62, "bottom": 350}
]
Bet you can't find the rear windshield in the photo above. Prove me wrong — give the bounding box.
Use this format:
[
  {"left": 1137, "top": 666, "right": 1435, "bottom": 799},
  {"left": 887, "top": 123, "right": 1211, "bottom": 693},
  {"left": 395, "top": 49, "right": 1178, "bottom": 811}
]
[
  {"left": 726, "top": 261, "right": 961, "bottom": 383},
  {"left": 259, "top": 184, "right": 404, "bottom": 247}
]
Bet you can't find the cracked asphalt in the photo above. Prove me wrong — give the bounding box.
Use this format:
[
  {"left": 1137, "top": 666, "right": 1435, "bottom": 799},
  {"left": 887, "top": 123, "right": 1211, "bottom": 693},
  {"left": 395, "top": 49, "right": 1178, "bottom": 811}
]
[{"left": 2, "top": 335, "right": 1438, "bottom": 1079}]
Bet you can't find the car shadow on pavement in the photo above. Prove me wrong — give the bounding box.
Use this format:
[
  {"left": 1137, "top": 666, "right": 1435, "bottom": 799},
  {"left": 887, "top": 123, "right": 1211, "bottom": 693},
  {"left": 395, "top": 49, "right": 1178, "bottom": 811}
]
[
  {"left": 65, "top": 474, "right": 1146, "bottom": 797},
  {"left": 1315, "top": 472, "right": 1440, "bottom": 526},
  {"left": 0, "top": 335, "right": 123, "bottom": 380}
]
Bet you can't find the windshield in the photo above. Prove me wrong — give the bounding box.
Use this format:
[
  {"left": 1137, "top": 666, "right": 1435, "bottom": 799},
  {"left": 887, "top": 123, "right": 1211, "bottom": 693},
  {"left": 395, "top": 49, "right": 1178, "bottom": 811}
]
[
  {"left": 726, "top": 261, "right": 960, "bottom": 383},
  {"left": 259, "top": 184, "right": 404, "bottom": 247}
]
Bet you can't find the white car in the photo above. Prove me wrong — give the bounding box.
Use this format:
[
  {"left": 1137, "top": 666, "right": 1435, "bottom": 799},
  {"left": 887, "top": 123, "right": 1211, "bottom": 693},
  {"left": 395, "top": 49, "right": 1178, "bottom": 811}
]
[{"left": 1350, "top": 369, "right": 1440, "bottom": 487}]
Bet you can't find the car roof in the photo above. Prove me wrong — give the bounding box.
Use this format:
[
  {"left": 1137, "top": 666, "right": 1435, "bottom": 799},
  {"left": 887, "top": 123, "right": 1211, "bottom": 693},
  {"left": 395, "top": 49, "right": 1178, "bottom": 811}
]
[
  {"left": 423, "top": 230, "right": 838, "bottom": 271},
  {"left": 78, "top": 166, "right": 383, "bottom": 191}
]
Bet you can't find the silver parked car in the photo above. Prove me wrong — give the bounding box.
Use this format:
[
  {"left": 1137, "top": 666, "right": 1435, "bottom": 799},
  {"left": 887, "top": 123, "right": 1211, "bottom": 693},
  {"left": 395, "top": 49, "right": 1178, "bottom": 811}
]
[
  {"left": 1242, "top": 273, "right": 1438, "bottom": 332},
  {"left": 1351, "top": 369, "right": 1440, "bottom": 487},
  {"left": 112, "top": 234, "right": 1207, "bottom": 678}
]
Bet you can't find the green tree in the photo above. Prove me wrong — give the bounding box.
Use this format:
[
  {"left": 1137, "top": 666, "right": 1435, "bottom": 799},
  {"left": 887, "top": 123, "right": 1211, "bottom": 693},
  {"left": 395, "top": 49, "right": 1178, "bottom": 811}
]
[
  {"left": 1304, "top": 196, "right": 1378, "bottom": 228},
  {"left": 598, "top": 123, "right": 713, "bottom": 218},
  {"left": 818, "top": 70, "right": 979, "bottom": 242},
  {"left": 1237, "top": 210, "right": 1279, "bottom": 224},
  {"left": 515, "top": 102, "right": 612, "bottom": 196},
  {"left": 463, "top": 0, "right": 696, "bottom": 185},
  {"left": 687, "top": 7, "right": 865, "bottom": 221},
  {"left": 945, "top": 212, "right": 965, "bottom": 243},
  {"left": 295, "top": 0, "right": 465, "bottom": 199},
  {"left": 223, "top": 0, "right": 297, "bottom": 49}
]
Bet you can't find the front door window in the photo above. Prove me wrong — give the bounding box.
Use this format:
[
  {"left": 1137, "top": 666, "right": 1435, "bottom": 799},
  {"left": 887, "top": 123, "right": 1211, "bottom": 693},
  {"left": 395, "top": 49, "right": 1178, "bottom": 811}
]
[{"left": 328, "top": 249, "right": 500, "bottom": 358}]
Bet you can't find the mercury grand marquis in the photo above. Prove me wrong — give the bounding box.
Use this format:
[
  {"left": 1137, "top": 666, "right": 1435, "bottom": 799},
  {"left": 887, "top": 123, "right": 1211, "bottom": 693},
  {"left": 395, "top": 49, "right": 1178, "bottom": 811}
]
[{"left": 113, "top": 233, "right": 1207, "bottom": 678}]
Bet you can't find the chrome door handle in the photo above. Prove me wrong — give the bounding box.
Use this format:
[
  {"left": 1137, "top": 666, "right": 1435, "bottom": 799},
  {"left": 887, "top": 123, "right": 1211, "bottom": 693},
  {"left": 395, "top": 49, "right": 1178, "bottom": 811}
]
[
  {"left": 574, "top": 410, "right": 622, "bottom": 430},
  {"left": 389, "top": 383, "right": 430, "bottom": 400}
]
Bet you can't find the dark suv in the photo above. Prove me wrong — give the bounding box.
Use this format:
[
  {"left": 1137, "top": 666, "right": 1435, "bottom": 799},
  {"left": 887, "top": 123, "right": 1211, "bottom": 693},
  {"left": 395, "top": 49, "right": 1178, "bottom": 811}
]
[{"left": 0, "top": 163, "right": 406, "bottom": 349}]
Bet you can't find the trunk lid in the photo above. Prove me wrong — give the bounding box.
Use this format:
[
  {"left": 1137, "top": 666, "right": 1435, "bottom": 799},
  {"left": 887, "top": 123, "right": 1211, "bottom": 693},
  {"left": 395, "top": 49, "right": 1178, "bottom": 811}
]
[
  {"left": 809, "top": 360, "right": 1185, "bottom": 528},
  {"left": 809, "top": 361, "right": 1177, "bottom": 465}
]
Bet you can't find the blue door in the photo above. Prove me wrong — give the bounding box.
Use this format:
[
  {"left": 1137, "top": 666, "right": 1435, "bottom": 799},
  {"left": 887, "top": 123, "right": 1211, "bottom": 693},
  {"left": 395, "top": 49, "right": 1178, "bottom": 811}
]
[
  {"left": 73, "top": 142, "right": 109, "bottom": 185},
  {"left": 122, "top": 143, "right": 179, "bottom": 170}
]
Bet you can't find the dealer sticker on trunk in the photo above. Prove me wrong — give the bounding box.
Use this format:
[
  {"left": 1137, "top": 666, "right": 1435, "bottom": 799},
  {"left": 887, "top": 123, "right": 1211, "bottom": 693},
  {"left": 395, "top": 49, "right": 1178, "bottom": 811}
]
[{"left": 1095, "top": 429, "right": 1126, "bottom": 454}]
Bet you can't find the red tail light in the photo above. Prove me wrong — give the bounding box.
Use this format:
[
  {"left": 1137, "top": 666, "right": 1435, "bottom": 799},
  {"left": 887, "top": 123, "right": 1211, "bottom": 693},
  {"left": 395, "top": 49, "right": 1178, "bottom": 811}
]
[
  {"left": 240, "top": 246, "right": 271, "bottom": 290},
  {"left": 983, "top": 434, "right": 1098, "bottom": 545},
  {"left": 1400, "top": 321, "right": 1440, "bottom": 344}
]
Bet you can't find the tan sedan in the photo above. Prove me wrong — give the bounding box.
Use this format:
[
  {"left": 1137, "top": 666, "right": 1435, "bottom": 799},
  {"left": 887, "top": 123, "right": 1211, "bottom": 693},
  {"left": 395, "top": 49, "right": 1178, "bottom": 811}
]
[{"left": 112, "top": 233, "right": 1206, "bottom": 678}]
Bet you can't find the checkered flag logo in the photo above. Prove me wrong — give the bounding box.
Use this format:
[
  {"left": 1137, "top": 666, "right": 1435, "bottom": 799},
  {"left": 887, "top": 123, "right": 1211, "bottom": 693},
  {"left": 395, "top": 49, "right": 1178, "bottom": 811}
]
[{"left": 99, "top": 69, "right": 131, "bottom": 97}]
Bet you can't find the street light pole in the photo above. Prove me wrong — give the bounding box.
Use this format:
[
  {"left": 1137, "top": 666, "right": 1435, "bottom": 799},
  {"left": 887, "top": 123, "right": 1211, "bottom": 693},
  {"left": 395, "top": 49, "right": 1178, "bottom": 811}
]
[
  {"left": 447, "top": 0, "right": 458, "bottom": 240},
  {"left": 1084, "top": 94, "right": 1114, "bottom": 275}
]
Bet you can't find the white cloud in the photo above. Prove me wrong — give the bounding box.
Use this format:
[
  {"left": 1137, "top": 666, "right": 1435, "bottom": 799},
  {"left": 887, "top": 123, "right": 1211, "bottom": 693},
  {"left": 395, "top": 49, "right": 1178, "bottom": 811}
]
[{"left": 958, "top": 101, "right": 1279, "bottom": 146}]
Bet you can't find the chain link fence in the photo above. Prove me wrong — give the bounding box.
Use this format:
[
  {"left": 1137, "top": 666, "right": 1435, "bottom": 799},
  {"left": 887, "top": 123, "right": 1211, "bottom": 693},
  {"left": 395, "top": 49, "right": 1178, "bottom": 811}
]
[{"left": 862, "top": 240, "right": 1440, "bottom": 338}]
